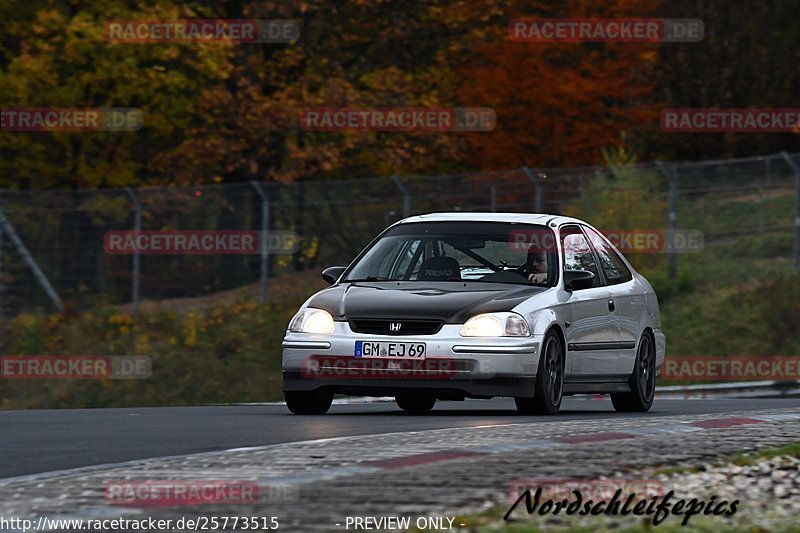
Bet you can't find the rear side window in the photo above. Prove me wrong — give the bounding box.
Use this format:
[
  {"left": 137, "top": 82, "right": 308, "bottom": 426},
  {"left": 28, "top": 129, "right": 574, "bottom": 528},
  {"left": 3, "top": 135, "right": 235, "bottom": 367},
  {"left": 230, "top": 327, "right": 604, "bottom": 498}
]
[{"left": 583, "top": 226, "right": 633, "bottom": 285}]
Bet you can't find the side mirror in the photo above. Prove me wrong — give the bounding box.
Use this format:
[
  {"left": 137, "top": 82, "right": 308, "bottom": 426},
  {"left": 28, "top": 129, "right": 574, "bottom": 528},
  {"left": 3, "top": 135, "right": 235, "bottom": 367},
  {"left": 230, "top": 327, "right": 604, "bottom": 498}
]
[
  {"left": 322, "top": 266, "right": 347, "bottom": 285},
  {"left": 563, "top": 270, "right": 595, "bottom": 291}
]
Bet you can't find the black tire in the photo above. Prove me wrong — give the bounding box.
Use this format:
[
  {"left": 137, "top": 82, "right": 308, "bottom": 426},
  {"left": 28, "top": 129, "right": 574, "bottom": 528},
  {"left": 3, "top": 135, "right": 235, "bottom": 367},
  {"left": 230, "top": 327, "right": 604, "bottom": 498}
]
[
  {"left": 515, "top": 330, "right": 564, "bottom": 415},
  {"left": 396, "top": 394, "right": 436, "bottom": 413},
  {"left": 611, "top": 333, "right": 656, "bottom": 412},
  {"left": 284, "top": 390, "right": 333, "bottom": 415}
]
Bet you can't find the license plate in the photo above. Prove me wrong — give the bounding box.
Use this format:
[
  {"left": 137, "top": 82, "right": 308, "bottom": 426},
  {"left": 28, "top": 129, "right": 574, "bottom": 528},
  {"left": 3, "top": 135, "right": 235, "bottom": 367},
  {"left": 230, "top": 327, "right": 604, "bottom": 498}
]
[{"left": 354, "top": 341, "right": 426, "bottom": 359}]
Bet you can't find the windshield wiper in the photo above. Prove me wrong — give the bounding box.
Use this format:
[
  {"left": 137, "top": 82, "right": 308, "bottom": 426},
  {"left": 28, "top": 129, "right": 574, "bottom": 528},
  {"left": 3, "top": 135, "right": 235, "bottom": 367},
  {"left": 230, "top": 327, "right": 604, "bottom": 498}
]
[{"left": 346, "top": 276, "right": 391, "bottom": 282}]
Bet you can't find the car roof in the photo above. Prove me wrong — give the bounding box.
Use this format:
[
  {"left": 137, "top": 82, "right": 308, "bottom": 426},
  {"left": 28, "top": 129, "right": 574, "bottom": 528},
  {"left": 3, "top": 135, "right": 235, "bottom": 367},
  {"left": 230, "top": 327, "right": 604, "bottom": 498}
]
[{"left": 396, "top": 212, "right": 586, "bottom": 227}]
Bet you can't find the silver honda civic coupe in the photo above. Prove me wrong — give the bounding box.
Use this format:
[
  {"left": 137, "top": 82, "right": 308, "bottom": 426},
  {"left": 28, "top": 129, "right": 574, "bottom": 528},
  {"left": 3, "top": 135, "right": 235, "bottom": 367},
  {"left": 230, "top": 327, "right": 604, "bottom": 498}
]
[{"left": 282, "top": 213, "right": 666, "bottom": 415}]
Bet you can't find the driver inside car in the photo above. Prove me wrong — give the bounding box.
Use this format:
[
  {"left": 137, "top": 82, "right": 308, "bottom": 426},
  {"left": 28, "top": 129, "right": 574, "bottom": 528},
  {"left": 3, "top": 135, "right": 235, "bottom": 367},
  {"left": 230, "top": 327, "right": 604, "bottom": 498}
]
[{"left": 526, "top": 245, "right": 548, "bottom": 284}]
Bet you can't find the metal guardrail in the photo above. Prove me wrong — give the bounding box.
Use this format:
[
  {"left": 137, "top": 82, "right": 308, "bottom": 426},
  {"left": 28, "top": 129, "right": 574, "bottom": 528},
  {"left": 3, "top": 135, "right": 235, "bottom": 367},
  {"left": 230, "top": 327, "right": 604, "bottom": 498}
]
[{"left": 656, "top": 380, "right": 800, "bottom": 399}]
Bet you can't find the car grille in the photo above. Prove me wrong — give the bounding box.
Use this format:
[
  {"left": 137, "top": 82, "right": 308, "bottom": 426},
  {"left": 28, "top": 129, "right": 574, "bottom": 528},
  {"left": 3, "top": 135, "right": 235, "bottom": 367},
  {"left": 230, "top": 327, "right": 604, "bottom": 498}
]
[{"left": 348, "top": 319, "right": 444, "bottom": 336}]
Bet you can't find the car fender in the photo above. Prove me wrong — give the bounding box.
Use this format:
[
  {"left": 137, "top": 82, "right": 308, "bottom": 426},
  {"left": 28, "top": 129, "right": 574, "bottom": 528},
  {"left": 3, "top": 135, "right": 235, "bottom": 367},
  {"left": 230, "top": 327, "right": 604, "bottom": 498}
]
[{"left": 514, "top": 300, "right": 572, "bottom": 378}]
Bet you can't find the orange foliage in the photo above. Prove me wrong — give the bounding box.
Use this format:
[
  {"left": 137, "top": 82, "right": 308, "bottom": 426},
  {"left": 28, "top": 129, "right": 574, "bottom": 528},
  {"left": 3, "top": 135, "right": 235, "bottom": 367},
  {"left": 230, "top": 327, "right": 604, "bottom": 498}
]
[{"left": 457, "top": 0, "right": 662, "bottom": 168}]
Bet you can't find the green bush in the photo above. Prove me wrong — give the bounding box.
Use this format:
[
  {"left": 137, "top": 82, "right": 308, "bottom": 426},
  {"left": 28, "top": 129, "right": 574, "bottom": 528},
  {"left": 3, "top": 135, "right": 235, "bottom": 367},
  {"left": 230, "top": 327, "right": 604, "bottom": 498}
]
[{"left": 0, "top": 300, "right": 296, "bottom": 409}]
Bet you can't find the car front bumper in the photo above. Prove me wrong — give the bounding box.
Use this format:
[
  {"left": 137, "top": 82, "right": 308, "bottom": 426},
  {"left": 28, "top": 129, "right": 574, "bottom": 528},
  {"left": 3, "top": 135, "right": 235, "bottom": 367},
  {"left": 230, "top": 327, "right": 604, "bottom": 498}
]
[{"left": 281, "top": 323, "right": 541, "bottom": 399}]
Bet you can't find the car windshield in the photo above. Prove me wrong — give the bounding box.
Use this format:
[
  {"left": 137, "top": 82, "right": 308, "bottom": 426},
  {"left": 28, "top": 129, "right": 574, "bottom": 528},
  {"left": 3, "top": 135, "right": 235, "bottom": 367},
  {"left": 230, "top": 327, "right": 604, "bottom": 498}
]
[{"left": 344, "top": 221, "right": 558, "bottom": 286}]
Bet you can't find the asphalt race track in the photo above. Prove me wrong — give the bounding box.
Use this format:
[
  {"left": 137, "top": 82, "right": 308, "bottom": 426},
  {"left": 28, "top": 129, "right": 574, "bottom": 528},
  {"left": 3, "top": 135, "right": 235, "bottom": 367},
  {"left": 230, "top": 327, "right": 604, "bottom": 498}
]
[{"left": 2, "top": 397, "right": 798, "bottom": 479}]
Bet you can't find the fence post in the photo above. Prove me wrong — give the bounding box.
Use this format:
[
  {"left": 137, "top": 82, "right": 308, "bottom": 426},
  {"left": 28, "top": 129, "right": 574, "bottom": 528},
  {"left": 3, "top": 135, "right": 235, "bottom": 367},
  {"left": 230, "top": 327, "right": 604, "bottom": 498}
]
[
  {"left": 251, "top": 181, "right": 270, "bottom": 304},
  {"left": 656, "top": 161, "right": 678, "bottom": 279},
  {"left": 0, "top": 204, "right": 64, "bottom": 311},
  {"left": 124, "top": 188, "right": 141, "bottom": 316},
  {"left": 522, "top": 167, "right": 544, "bottom": 212},
  {"left": 391, "top": 176, "right": 411, "bottom": 218},
  {"left": 383, "top": 210, "right": 398, "bottom": 226},
  {"left": 758, "top": 157, "right": 769, "bottom": 236},
  {"left": 0, "top": 225, "right": 3, "bottom": 318},
  {"left": 780, "top": 152, "right": 800, "bottom": 268}
]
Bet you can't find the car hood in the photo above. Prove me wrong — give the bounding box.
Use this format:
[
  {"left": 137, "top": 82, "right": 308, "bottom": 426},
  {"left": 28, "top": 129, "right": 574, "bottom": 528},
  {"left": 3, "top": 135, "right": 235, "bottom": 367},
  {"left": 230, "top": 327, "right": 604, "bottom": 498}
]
[{"left": 306, "top": 281, "right": 547, "bottom": 323}]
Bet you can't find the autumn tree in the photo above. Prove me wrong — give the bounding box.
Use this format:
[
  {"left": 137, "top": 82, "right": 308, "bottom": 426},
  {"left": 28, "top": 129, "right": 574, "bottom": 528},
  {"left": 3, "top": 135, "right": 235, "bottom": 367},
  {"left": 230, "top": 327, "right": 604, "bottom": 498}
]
[
  {"left": 456, "top": 0, "right": 662, "bottom": 169},
  {"left": 0, "top": 1, "right": 234, "bottom": 189},
  {"left": 645, "top": 0, "right": 800, "bottom": 159}
]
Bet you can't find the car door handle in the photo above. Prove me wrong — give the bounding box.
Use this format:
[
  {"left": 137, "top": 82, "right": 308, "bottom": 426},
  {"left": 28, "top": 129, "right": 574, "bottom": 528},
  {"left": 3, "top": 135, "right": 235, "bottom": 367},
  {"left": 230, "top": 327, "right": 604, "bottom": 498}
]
[{"left": 608, "top": 299, "right": 615, "bottom": 312}]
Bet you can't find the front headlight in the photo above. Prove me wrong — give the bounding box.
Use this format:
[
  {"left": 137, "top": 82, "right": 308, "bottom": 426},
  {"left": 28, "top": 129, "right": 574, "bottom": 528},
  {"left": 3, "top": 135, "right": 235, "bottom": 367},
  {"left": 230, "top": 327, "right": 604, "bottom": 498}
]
[
  {"left": 288, "top": 308, "right": 335, "bottom": 334},
  {"left": 459, "top": 312, "right": 530, "bottom": 337}
]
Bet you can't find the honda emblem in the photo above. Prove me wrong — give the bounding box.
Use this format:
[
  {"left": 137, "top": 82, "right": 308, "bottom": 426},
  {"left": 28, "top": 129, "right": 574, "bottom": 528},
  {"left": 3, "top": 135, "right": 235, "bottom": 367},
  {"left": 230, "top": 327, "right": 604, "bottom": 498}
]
[{"left": 389, "top": 322, "right": 402, "bottom": 332}]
